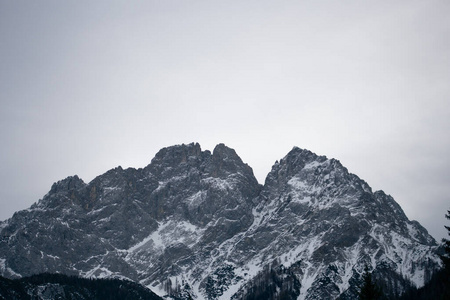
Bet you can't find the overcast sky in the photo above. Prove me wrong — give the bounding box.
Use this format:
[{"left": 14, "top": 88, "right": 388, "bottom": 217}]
[{"left": 1, "top": 1, "right": 449, "bottom": 241}]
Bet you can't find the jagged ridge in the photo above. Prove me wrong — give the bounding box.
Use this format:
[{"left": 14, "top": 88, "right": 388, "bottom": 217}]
[{"left": 0, "top": 143, "right": 441, "bottom": 299}]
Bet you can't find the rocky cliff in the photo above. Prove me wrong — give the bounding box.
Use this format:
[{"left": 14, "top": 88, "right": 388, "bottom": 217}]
[{"left": 0, "top": 143, "right": 441, "bottom": 299}]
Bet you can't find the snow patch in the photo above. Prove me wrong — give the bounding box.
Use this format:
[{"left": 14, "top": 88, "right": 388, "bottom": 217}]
[
  {"left": 0, "top": 258, "right": 5, "bottom": 271},
  {"left": 0, "top": 221, "right": 8, "bottom": 232},
  {"left": 219, "top": 281, "right": 242, "bottom": 300},
  {"left": 202, "top": 177, "right": 234, "bottom": 191},
  {"left": 103, "top": 186, "right": 120, "bottom": 191},
  {"left": 87, "top": 206, "right": 106, "bottom": 215},
  {"left": 299, "top": 261, "right": 319, "bottom": 299},
  {"left": 186, "top": 191, "right": 207, "bottom": 208},
  {"left": 147, "top": 282, "right": 167, "bottom": 298},
  {"left": 127, "top": 222, "right": 168, "bottom": 253},
  {"left": 127, "top": 219, "right": 204, "bottom": 254},
  {"left": 0, "top": 258, "right": 22, "bottom": 278},
  {"left": 85, "top": 265, "right": 113, "bottom": 278},
  {"left": 287, "top": 177, "right": 321, "bottom": 196},
  {"left": 154, "top": 175, "right": 187, "bottom": 192},
  {"left": 406, "top": 223, "right": 420, "bottom": 242},
  {"left": 288, "top": 177, "right": 308, "bottom": 190},
  {"left": 47, "top": 254, "right": 60, "bottom": 260},
  {"left": 303, "top": 161, "right": 323, "bottom": 170}
]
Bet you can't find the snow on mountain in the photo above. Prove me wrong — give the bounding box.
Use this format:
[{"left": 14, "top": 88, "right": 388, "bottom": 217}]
[{"left": 0, "top": 143, "right": 441, "bottom": 299}]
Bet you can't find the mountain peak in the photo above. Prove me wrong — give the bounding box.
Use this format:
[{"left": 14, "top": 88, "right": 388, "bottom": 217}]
[
  {"left": 49, "top": 175, "right": 85, "bottom": 194},
  {"left": 0, "top": 144, "right": 441, "bottom": 300},
  {"left": 152, "top": 142, "right": 202, "bottom": 164},
  {"left": 209, "top": 143, "right": 256, "bottom": 179},
  {"left": 286, "top": 146, "right": 328, "bottom": 164},
  {"left": 212, "top": 143, "right": 241, "bottom": 165}
]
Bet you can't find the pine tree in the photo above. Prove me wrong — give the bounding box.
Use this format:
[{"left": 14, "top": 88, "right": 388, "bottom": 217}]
[
  {"left": 441, "top": 209, "right": 450, "bottom": 271},
  {"left": 396, "top": 210, "right": 450, "bottom": 300},
  {"left": 440, "top": 209, "right": 450, "bottom": 299},
  {"left": 359, "top": 265, "right": 382, "bottom": 300}
]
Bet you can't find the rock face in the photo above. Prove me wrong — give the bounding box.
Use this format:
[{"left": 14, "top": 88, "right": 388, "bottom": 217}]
[{"left": 0, "top": 143, "right": 441, "bottom": 299}]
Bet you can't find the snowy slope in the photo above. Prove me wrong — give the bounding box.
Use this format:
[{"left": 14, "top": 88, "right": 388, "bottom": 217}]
[{"left": 0, "top": 143, "right": 441, "bottom": 299}]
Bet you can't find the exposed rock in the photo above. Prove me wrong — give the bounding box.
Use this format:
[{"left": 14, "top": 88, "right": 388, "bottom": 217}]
[{"left": 0, "top": 143, "right": 441, "bottom": 299}]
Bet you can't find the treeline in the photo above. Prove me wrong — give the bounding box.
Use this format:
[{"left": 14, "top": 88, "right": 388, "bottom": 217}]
[
  {"left": 0, "top": 273, "right": 162, "bottom": 300},
  {"left": 396, "top": 267, "right": 450, "bottom": 300},
  {"left": 232, "top": 259, "right": 301, "bottom": 300},
  {"left": 362, "top": 209, "right": 450, "bottom": 300},
  {"left": 162, "top": 276, "right": 194, "bottom": 300},
  {"left": 395, "top": 209, "right": 450, "bottom": 300}
]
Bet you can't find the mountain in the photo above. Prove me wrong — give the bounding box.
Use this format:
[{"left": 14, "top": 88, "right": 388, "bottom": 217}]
[{"left": 0, "top": 143, "right": 441, "bottom": 299}]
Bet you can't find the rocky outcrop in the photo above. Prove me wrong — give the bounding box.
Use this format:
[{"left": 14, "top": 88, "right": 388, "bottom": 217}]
[{"left": 0, "top": 143, "right": 441, "bottom": 299}]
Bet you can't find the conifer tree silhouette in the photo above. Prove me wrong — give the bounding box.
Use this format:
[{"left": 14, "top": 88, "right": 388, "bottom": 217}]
[{"left": 359, "top": 265, "right": 382, "bottom": 300}]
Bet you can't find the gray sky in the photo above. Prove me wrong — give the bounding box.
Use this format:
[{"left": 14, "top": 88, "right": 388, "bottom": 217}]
[{"left": 1, "top": 1, "right": 449, "bottom": 242}]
